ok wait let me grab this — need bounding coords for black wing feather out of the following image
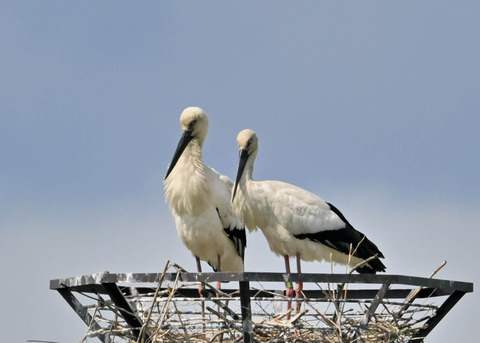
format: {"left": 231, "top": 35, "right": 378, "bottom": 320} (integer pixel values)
{"left": 216, "top": 208, "right": 247, "bottom": 262}
{"left": 294, "top": 202, "right": 386, "bottom": 274}
{"left": 223, "top": 226, "right": 247, "bottom": 262}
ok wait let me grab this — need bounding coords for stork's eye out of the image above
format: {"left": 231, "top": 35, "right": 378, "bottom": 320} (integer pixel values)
{"left": 189, "top": 120, "right": 197, "bottom": 130}
{"left": 247, "top": 138, "right": 253, "bottom": 146}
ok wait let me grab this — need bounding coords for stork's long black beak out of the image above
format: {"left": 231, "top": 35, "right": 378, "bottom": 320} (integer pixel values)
{"left": 232, "top": 148, "right": 249, "bottom": 201}
{"left": 165, "top": 129, "right": 193, "bottom": 179}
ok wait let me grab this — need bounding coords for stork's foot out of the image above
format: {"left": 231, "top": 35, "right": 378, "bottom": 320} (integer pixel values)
{"left": 286, "top": 286, "right": 294, "bottom": 298}
{"left": 295, "top": 282, "right": 303, "bottom": 314}
{"left": 198, "top": 283, "right": 207, "bottom": 297}
{"left": 295, "top": 281, "right": 303, "bottom": 298}
{"left": 198, "top": 284, "right": 206, "bottom": 320}
{"left": 286, "top": 285, "right": 294, "bottom": 319}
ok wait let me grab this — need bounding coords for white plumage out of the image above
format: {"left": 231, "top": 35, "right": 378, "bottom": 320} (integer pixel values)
{"left": 164, "top": 107, "right": 246, "bottom": 273}
{"left": 232, "top": 129, "right": 385, "bottom": 275}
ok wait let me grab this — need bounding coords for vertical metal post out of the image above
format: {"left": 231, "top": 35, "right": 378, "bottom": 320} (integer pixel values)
{"left": 239, "top": 280, "right": 253, "bottom": 343}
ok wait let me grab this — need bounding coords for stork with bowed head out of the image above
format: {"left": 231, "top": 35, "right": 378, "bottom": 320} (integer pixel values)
{"left": 164, "top": 107, "right": 246, "bottom": 295}
{"left": 232, "top": 129, "right": 386, "bottom": 306}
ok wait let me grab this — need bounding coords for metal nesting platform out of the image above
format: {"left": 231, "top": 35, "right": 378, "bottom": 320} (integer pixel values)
{"left": 50, "top": 270, "right": 473, "bottom": 343}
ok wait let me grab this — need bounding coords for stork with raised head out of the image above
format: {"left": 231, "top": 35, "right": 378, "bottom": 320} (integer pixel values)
{"left": 232, "top": 129, "right": 385, "bottom": 303}
{"left": 164, "top": 107, "right": 246, "bottom": 289}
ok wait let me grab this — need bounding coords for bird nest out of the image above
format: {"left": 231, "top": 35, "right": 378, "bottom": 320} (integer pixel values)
{"left": 63, "top": 262, "right": 460, "bottom": 343}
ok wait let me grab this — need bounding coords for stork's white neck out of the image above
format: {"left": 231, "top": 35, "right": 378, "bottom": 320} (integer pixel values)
{"left": 164, "top": 140, "right": 210, "bottom": 215}
{"left": 242, "top": 150, "right": 257, "bottom": 182}
{"left": 233, "top": 151, "right": 263, "bottom": 231}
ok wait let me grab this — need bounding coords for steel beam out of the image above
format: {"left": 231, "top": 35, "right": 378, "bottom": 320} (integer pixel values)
{"left": 362, "top": 282, "right": 390, "bottom": 328}
{"left": 101, "top": 282, "right": 143, "bottom": 340}
{"left": 57, "top": 288, "right": 108, "bottom": 343}
{"left": 50, "top": 272, "right": 474, "bottom": 294}
{"left": 410, "top": 290, "right": 467, "bottom": 342}
{"left": 239, "top": 280, "right": 253, "bottom": 343}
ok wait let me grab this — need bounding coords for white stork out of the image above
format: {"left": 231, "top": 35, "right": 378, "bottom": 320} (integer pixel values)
{"left": 164, "top": 107, "right": 246, "bottom": 284}
{"left": 232, "top": 129, "right": 385, "bottom": 301}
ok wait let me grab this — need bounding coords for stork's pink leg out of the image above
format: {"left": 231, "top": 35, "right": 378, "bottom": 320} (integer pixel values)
{"left": 196, "top": 257, "right": 205, "bottom": 319}
{"left": 216, "top": 254, "right": 221, "bottom": 296}
{"left": 284, "top": 255, "right": 293, "bottom": 318}
{"left": 295, "top": 252, "right": 303, "bottom": 314}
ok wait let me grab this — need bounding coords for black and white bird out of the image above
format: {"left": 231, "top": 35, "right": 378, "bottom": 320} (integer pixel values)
{"left": 164, "top": 107, "right": 246, "bottom": 277}
{"left": 232, "top": 129, "right": 385, "bottom": 298}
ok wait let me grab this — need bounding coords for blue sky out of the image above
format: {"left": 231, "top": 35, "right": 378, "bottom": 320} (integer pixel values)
{"left": 1, "top": 2, "right": 479, "bottom": 341}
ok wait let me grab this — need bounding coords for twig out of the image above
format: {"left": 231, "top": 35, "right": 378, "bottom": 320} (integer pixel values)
{"left": 401, "top": 260, "right": 447, "bottom": 312}
{"left": 348, "top": 255, "right": 379, "bottom": 275}
{"left": 288, "top": 308, "right": 308, "bottom": 325}
{"left": 138, "top": 260, "right": 171, "bottom": 341}
{"left": 151, "top": 267, "right": 182, "bottom": 342}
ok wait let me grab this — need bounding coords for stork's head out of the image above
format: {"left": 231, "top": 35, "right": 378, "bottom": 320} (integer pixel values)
{"left": 232, "top": 129, "right": 258, "bottom": 201}
{"left": 180, "top": 107, "right": 209, "bottom": 141}
{"left": 237, "top": 129, "right": 258, "bottom": 156}
{"left": 165, "top": 107, "right": 209, "bottom": 179}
